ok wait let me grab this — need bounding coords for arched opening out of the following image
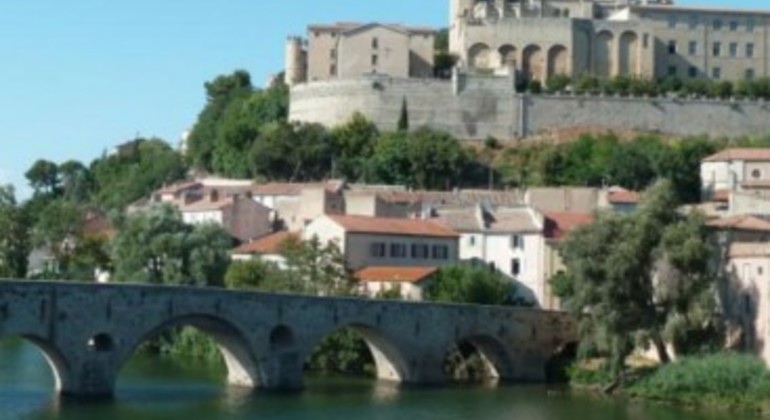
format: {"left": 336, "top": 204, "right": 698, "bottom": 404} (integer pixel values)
{"left": 443, "top": 335, "right": 515, "bottom": 383}
{"left": 546, "top": 341, "right": 578, "bottom": 383}
{"left": 594, "top": 31, "right": 614, "bottom": 77}
{"left": 116, "top": 315, "right": 259, "bottom": 392}
{"left": 468, "top": 43, "right": 493, "bottom": 71}
{"left": 269, "top": 325, "right": 294, "bottom": 351}
{"left": 547, "top": 45, "right": 569, "bottom": 78}
{"left": 498, "top": 45, "right": 517, "bottom": 69}
{"left": 522, "top": 45, "right": 544, "bottom": 81}
{"left": 304, "top": 324, "right": 409, "bottom": 383}
{"left": 618, "top": 31, "right": 639, "bottom": 76}
{"left": 88, "top": 333, "right": 114, "bottom": 353}
{"left": 0, "top": 335, "right": 70, "bottom": 394}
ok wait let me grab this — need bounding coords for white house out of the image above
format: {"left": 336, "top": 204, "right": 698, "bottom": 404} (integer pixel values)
{"left": 354, "top": 266, "right": 437, "bottom": 301}
{"left": 701, "top": 149, "right": 770, "bottom": 202}
{"left": 434, "top": 205, "right": 546, "bottom": 306}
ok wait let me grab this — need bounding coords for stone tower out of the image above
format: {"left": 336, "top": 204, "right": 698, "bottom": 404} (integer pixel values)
{"left": 284, "top": 36, "right": 307, "bottom": 87}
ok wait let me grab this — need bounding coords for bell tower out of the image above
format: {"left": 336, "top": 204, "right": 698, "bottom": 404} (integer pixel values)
{"left": 449, "top": 0, "right": 474, "bottom": 57}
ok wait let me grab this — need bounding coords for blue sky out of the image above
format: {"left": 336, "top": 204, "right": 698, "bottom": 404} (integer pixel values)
{"left": 0, "top": 0, "right": 763, "bottom": 197}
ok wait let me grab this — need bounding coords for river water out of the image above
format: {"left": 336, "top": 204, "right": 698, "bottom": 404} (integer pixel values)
{"left": 0, "top": 339, "right": 743, "bottom": 420}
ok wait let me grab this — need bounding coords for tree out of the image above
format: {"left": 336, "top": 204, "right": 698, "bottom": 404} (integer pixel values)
{"left": 224, "top": 260, "right": 278, "bottom": 290}
{"left": 25, "top": 159, "right": 60, "bottom": 197}
{"left": 558, "top": 180, "right": 718, "bottom": 380}
{"left": 32, "top": 199, "right": 84, "bottom": 276}
{"left": 0, "top": 186, "right": 30, "bottom": 278}
{"left": 397, "top": 97, "right": 409, "bottom": 131}
{"left": 58, "top": 160, "right": 92, "bottom": 203}
{"left": 111, "top": 205, "right": 233, "bottom": 287}
{"left": 329, "top": 113, "right": 379, "bottom": 181}
{"left": 280, "top": 236, "right": 353, "bottom": 296}
{"left": 427, "top": 265, "right": 515, "bottom": 306}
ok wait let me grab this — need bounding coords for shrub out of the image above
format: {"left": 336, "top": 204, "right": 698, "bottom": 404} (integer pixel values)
{"left": 575, "top": 74, "right": 600, "bottom": 94}
{"left": 546, "top": 74, "right": 571, "bottom": 93}
{"left": 529, "top": 79, "right": 543, "bottom": 94}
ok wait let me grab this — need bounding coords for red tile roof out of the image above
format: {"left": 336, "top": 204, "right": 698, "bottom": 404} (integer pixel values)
{"left": 707, "top": 215, "right": 770, "bottom": 232}
{"left": 703, "top": 148, "right": 770, "bottom": 163}
{"left": 232, "top": 231, "right": 298, "bottom": 255}
{"left": 354, "top": 266, "right": 437, "bottom": 283}
{"left": 608, "top": 189, "right": 641, "bottom": 204}
{"left": 328, "top": 215, "right": 459, "bottom": 238}
{"left": 544, "top": 212, "right": 595, "bottom": 240}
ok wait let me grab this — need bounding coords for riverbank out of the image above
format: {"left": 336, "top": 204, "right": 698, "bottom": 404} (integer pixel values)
{"left": 570, "top": 353, "right": 770, "bottom": 416}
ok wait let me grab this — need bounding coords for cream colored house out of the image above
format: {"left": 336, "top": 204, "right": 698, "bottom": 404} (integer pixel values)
{"left": 303, "top": 214, "right": 460, "bottom": 271}
{"left": 354, "top": 266, "right": 437, "bottom": 301}
{"left": 702, "top": 149, "right": 770, "bottom": 199}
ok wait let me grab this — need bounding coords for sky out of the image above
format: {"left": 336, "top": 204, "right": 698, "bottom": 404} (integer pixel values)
{"left": 0, "top": 0, "right": 764, "bottom": 197}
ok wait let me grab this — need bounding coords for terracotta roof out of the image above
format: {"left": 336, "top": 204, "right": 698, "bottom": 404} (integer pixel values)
{"left": 608, "top": 188, "right": 641, "bottom": 204}
{"left": 355, "top": 266, "right": 437, "bottom": 283}
{"left": 328, "top": 215, "right": 459, "bottom": 238}
{"left": 703, "top": 149, "right": 770, "bottom": 163}
{"left": 233, "top": 231, "right": 298, "bottom": 255}
{"left": 729, "top": 243, "right": 770, "bottom": 258}
{"left": 544, "top": 213, "right": 594, "bottom": 240}
{"left": 707, "top": 215, "right": 770, "bottom": 232}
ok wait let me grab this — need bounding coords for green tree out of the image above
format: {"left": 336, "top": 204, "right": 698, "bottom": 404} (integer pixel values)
{"left": 280, "top": 236, "right": 353, "bottom": 296}
{"left": 427, "top": 265, "right": 514, "bottom": 306}
{"left": 559, "top": 180, "right": 717, "bottom": 380}
{"left": 31, "top": 199, "right": 84, "bottom": 275}
{"left": 111, "top": 205, "right": 232, "bottom": 287}
{"left": 58, "top": 160, "right": 92, "bottom": 203}
{"left": 25, "top": 159, "right": 60, "bottom": 197}
{"left": 329, "top": 113, "right": 379, "bottom": 181}
{"left": 0, "top": 186, "right": 30, "bottom": 278}
{"left": 397, "top": 97, "right": 409, "bottom": 131}
{"left": 224, "top": 259, "right": 278, "bottom": 290}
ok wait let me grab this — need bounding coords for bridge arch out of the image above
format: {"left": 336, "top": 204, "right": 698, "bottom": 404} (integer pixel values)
{"left": 117, "top": 314, "right": 260, "bottom": 389}
{"left": 0, "top": 334, "right": 72, "bottom": 394}
{"left": 444, "top": 334, "right": 516, "bottom": 382}
{"left": 303, "top": 323, "right": 410, "bottom": 383}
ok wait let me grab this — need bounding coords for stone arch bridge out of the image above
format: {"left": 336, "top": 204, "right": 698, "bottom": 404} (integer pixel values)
{"left": 0, "top": 281, "right": 576, "bottom": 399}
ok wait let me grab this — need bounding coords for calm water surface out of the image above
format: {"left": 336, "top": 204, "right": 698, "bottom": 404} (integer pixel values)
{"left": 0, "top": 339, "right": 744, "bottom": 420}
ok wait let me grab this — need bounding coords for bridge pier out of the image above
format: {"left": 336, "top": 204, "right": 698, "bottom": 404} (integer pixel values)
{"left": 260, "top": 352, "right": 304, "bottom": 391}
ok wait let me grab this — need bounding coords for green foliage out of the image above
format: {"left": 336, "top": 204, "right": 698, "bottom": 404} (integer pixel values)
{"left": 111, "top": 204, "right": 232, "bottom": 287}
{"left": 427, "top": 265, "right": 516, "bottom": 306}
{"left": 0, "top": 186, "right": 30, "bottom": 278}
{"left": 330, "top": 113, "right": 379, "bottom": 181}
{"left": 528, "top": 79, "right": 542, "bottom": 94}
{"left": 560, "top": 181, "right": 719, "bottom": 379}
{"left": 306, "top": 328, "right": 375, "bottom": 376}
{"left": 546, "top": 74, "right": 571, "bottom": 93}
{"left": 630, "top": 354, "right": 770, "bottom": 408}
{"left": 90, "top": 138, "right": 186, "bottom": 211}
{"left": 574, "top": 74, "right": 600, "bottom": 94}
{"left": 397, "top": 97, "right": 409, "bottom": 131}
{"left": 224, "top": 259, "right": 277, "bottom": 290}
{"left": 252, "top": 121, "right": 334, "bottom": 182}
{"left": 31, "top": 199, "right": 84, "bottom": 277}
{"left": 25, "top": 159, "right": 60, "bottom": 197}
{"left": 280, "top": 236, "right": 354, "bottom": 296}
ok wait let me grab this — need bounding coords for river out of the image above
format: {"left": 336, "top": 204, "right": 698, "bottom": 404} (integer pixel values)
{"left": 0, "top": 339, "right": 743, "bottom": 420}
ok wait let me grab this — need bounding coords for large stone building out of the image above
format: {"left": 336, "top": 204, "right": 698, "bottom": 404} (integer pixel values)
{"left": 451, "top": 0, "right": 769, "bottom": 82}
{"left": 285, "top": 22, "right": 436, "bottom": 86}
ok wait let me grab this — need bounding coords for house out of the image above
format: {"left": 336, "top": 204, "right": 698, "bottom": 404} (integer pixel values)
{"left": 303, "top": 214, "right": 459, "bottom": 271}
{"left": 251, "top": 181, "right": 346, "bottom": 231}
{"left": 354, "top": 266, "right": 437, "bottom": 301}
{"left": 607, "top": 187, "right": 641, "bottom": 214}
{"left": 433, "top": 205, "right": 546, "bottom": 307}
{"left": 231, "top": 231, "right": 299, "bottom": 268}
{"left": 542, "top": 212, "right": 595, "bottom": 310}
{"left": 701, "top": 149, "right": 770, "bottom": 202}
{"left": 179, "top": 191, "right": 272, "bottom": 242}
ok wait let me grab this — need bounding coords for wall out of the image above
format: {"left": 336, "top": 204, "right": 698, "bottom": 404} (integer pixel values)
{"left": 345, "top": 233, "right": 459, "bottom": 271}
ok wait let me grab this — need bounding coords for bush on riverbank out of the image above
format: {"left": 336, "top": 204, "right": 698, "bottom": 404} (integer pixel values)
{"left": 629, "top": 353, "right": 770, "bottom": 410}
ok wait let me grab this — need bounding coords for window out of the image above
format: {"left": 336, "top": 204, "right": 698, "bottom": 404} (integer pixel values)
{"left": 746, "top": 68, "right": 756, "bottom": 81}
{"left": 729, "top": 21, "right": 739, "bottom": 31}
{"left": 371, "top": 242, "right": 387, "bottom": 258}
{"left": 748, "top": 19, "right": 756, "bottom": 32}
{"left": 713, "top": 19, "right": 722, "bottom": 30}
{"left": 712, "top": 42, "right": 721, "bottom": 57}
{"left": 563, "top": 9, "right": 570, "bottom": 18}
{"left": 747, "top": 43, "right": 755, "bottom": 58}
{"left": 688, "top": 40, "right": 698, "bottom": 55}
{"left": 688, "top": 14, "right": 698, "bottom": 29}
{"left": 372, "top": 37, "right": 379, "bottom": 49}
{"left": 667, "top": 15, "right": 677, "bottom": 29}
{"left": 667, "top": 66, "right": 678, "bottom": 77}
{"left": 688, "top": 66, "right": 698, "bottom": 78}
{"left": 712, "top": 67, "right": 722, "bottom": 79}
{"left": 411, "top": 244, "right": 430, "bottom": 259}
{"left": 643, "top": 34, "right": 650, "bottom": 48}
{"left": 329, "top": 64, "right": 337, "bottom": 76}
{"left": 390, "top": 243, "right": 407, "bottom": 258}
{"left": 371, "top": 54, "right": 378, "bottom": 66}
{"left": 729, "top": 42, "right": 738, "bottom": 57}
{"left": 511, "top": 259, "right": 522, "bottom": 277}
{"left": 668, "top": 40, "right": 677, "bottom": 54}
{"left": 510, "top": 235, "right": 524, "bottom": 249}
{"left": 760, "top": 266, "right": 765, "bottom": 276}
{"left": 330, "top": 49, "right": 336, "bottom": 59}
{"left": 432, "top": 245, "right": 449, "bottom": 260}
{"left": 468, "top": 235, "right": 477, "bottom": 247}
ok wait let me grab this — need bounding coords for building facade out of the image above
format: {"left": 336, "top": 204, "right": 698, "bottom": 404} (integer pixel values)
{"left": 451, "top": 0, "right": 770, "bottom": 82}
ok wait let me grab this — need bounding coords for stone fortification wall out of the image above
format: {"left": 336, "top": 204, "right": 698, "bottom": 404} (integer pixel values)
{"left": 290, "top": 75, "right": 519, "bottom": 140}
{"left": 290, "top": 76, "right": 770, "bottom": 140}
